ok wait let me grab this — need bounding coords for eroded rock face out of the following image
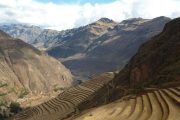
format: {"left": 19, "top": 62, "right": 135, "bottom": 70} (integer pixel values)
{"left": 0, "top": 30, "right": 73, "bottom": 102}
{"left": 116, "top": 17, "right": 180, "bottom": 86}
{"left": 130, "top": 64, "right": 149, "bottom": 84}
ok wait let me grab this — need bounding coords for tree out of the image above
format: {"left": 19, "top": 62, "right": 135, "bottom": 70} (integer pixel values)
{"left": 9, "top": 102, "right": 22, "bottom": 114}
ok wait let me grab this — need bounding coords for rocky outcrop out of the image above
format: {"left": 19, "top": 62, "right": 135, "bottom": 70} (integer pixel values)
{"left": 115, "top": 17, "right": 180, "bottom": 87}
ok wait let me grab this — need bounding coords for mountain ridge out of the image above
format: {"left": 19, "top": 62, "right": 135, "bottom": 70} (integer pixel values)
{"left": 58, "top": 16, "right": 171, "bottom": 80}
{"left": 0, "top": 30, "right": 73, "bottom": 107}
{"left": 0, "top": 17, "right": 171, "bottom": 81}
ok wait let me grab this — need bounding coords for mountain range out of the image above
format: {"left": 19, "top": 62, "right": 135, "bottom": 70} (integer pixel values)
{"left": 0, "top": 16, "right": 171, "bottom": 81}
{"left": 11, "top": 17, "right": 180, "bottom": 120}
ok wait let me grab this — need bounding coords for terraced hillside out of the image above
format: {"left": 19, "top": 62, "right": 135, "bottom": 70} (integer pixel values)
{"left": 11, "top": 72, "right": 115, "bottom": 120}
{"left": 11, "top": 18, "right": 180, "bottom": 120}
{"left": 11, "top": 77, "right": 180, "bottom": 120}
{"left": 74, "top": 87, "right": 180, "bottom": 120}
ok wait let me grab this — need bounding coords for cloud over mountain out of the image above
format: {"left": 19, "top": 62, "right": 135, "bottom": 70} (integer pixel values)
{"left": 0, "top": 0, "right": 179, "bottom": 30}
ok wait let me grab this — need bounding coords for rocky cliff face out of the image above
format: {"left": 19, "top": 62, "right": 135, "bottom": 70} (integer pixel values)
{"left": 0, "top": 30, "right": 73, "bottom": 103}
{"left": 115, "top": 17, "right": 180, "bottom": 87}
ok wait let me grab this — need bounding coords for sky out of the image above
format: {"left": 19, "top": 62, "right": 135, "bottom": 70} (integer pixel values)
{"left": 37, "top": 0, "right": 114, "bottom": 4}
{"left": 0, "top": 0, "right": 180, "bottom": 30}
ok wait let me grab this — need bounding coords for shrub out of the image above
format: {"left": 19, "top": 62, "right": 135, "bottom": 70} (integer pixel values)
{"left": 18, "top": 89, "right": 29, "bottom": 98}
{"left": 9, "top": 102, "right": 22, "bottom": 114}
{"left": 53, "top": 87, "right": 65, "bottom": 92}
{"left": 0, "top": 83, "right": 8, "bottom": 88}
{"left": 0, "top": 93, "right": 7, "bottom": 96}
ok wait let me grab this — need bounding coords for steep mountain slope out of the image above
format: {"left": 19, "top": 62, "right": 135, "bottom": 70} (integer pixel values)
{"left": 0, "top": 30, "right": 73, "bottom": 104}
{"left": 0, "top": 24, "right": 43, "bottom": 44}
{"left": 0, "top": 18, "right": 117, "bottom": 51}
{"left": 56, "top": 17, "right": 171, "bottom": 80}
{"left": 114, "top": 17, "right": 180, "bottom": 87}
{"left": 11, "top": 17, "right": 180, "bottom": 120}
{"left": 33, "top": 29, "right": 60, "bottom": 49}
{"left": 0, "top": 17, "right": 170, "bottom": 81}
{"left": 47, "top": 18, "right": 117, "bottom": 58}
{"left": 0, "top": 18, "right": 118, "bottom": 80}
{"left": 0, "top": 24, "right": 60, "bottom": 49}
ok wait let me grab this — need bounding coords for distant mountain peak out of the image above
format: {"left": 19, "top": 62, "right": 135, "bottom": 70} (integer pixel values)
{"left": 120, "top": 17, "right": 147, "bottom": 24}
{"left": 152, "top": 16, "right": 171, "bottom": 21}
{"left": 97, "top": 18, "right": 115, "bottom": 23}
{"left": 11, "top": 23, "right": 42, "bottom": 29}
{"left": 82, "top": 18, "right": 118, "bottom": 36}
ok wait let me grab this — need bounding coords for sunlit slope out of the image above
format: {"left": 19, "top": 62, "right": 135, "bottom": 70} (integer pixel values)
{"left": 11, "top": 72, "right": 115, "bottom": 120}
{"left": 0, "top": 30, "right": 73, "bottom": 103}
{"left": 74, "top": 87, "right": 180, "bottom": 120}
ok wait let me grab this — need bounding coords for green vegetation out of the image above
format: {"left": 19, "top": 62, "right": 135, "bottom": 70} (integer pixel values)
{"left": 0, "top": 101, "right": 7, "bottom": 107}
{"left": 18, "top": 89, "right": 29, "bottom": 98}
{"left": 0, "top": 57, "right": 3, "bottom": 60}
{"left": 0, "top": 93, "right": 7, "bottom": 97}
{"left": 53, "top": 87, "right": 65, "bottom": 92}
{"left": 53, "top": 84, "right": 66, "bottom": 92}
{"left": 0, "top": 101, "right": 23, "bottom": 119}
{"left": 0, "top": 83, "right": 9, "bottom": 97}
{"left": 9, "top": 102, "right": 22, "bottom": 114}
{"left": 0, "top": 83, "right": 8, "bottom": 88}
{"left": 0, "top": 112, "right": 8, "bottom": 120}
{"left": 0, "top": 101, "right": 11, "bottom": 119}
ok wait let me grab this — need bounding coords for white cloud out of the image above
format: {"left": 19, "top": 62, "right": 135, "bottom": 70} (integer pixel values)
{"left": 0, "top": 0, "right": 179, "bottom": 30}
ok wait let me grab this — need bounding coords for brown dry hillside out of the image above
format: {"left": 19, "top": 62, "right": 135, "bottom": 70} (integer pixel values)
{"left": 0, "top": 30, "right": 73, "bottom": 103}
{"left": 75, "top": 87, "right": 180, "bottom": 120}
{"left": 11, "top": 17, "right": 180, "bottom": 120}
{"left": 10, "top": 72, "right": 115, "bottom": 120}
